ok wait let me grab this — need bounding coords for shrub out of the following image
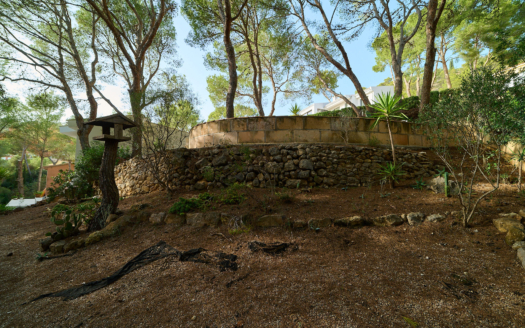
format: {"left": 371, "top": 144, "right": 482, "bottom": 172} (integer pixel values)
{"left": 168, "top": 197, "right": 202, "bottom": 215}
{"left": 0, "top": 204, "right": 15, "bottom": 212}
{"left": 46, "top": 204, "right": 85, "bottom": 238}
{"left": 0, "top": 186, "right": 12, "bottom": 205}
{"left": 202, "top": 166, "right": 215, "bottom": 182}
{"left": 379, "top": 162, "right": 405, "bottom": 189}
{"left": 220, "top": 183, "right": 246, "bottom": 205}
{"left": 275, "top": 189, "right": 294, "bottom": 203}
{"left": 418, "top": 66, "right": 525, "bottom": 227}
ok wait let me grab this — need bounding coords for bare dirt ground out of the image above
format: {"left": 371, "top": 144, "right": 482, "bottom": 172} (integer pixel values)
{"left": 2, "top": 181, "right": 525, "bottom": 328}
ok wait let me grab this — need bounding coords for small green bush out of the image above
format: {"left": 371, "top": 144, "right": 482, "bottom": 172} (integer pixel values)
{"left": 168, "top": 197, "right": 202, "bottom": 215}
{"left": 46, "top": 204, "right": 85, "bottom": 238}
{"left": 220, "top": 183, "right": 246, "bottom": 205}
{"left": 275, "top": 189, "right": 294, "bottom": 203}
{"left": 202, "top": 166, "right": 214, "bottom": 182}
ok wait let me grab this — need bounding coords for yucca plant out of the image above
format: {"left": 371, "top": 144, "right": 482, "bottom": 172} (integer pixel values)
{"left": 379, "top": 162, "right": 405, "bottom": 189}
{"left": 289, "top": 103, "right": 301, "bottom": 116}
{"left": 370, "top": 93, "right": 408, "bottom": 163}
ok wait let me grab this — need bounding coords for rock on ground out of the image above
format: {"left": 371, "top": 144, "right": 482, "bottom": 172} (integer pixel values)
{"left": 334, "top": 216, "right": 365, "bottom": 228}
{"left": 427, "top": 176, "right": 460, "bottom": 195}
{"left": 406, "top": 212, "right": 425, "bottom": 226}
{"left": 149, "top": 212, "right": 166, "bottom": 224}
{"left": 186, "top": 213, "right": 220, "bottom": 228}
{"left": 505, "top": 227, "right": 525, "bottom": 246}
{"left": 426, "top": 214, "right": 446, "bottom": 222}
{"left": 493, "top": 218, "right": 524, "bottom": 233}
{"left": 373, "top": 214, "right": 404, "bottom": 227}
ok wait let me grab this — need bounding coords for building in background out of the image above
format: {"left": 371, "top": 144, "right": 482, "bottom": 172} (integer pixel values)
{"left": 298, "top": 86, "right": 394, "bottom": 116}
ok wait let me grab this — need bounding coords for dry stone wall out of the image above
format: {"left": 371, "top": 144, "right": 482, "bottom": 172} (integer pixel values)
{"left": 115, "top": 144, "right": 442, "bottom": 197}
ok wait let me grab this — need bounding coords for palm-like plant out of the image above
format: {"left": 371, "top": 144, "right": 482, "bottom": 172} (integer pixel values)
{"left": 289, "top": 103, "right": 301, "bottom": 116}
{"left": 370, "top": 93, "right": 408, "bottom": 163}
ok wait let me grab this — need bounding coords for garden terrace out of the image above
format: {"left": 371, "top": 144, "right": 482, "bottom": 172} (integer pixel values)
{"left": 114, "top": 144, "right": 441, "bottom": 197}
{"left": 188, "top": 117, "right": 431, "bottom": 148}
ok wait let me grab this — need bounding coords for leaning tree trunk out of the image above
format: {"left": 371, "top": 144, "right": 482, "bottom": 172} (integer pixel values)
{"left": 88, "top": 140, "right": 119, "bottom": 232}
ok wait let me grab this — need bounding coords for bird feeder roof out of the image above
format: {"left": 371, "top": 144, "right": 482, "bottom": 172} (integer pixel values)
{"left": 85, "top": 113, "right": 136, "bottom": 130}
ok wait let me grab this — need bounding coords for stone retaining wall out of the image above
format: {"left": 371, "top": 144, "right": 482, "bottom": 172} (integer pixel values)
{"left": 115, "top": 143, "right": 442, "bottom": 197}
{"left": 189, "top": 116, "right": 431, "bottom": 149}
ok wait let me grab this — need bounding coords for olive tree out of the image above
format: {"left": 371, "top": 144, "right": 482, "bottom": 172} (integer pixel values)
{"left": 418, "top": 66, "right": 525, "bottom": 227}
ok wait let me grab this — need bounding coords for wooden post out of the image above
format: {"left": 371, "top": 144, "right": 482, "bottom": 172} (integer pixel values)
{"left": 85, "top": 113, "right": 135, "bottom": 232}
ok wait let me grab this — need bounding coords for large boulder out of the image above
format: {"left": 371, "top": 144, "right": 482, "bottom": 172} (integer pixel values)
{"left": 334, "top": 216, "right": 365, "bottom": 228}
{"left": 308, "top": 218, "right": 332, "bottom": 229}
{"left": 505, "top": 227, "right": 525, "bottom": 246}
{"left": 373, "top": 214, "right": 404, "bottom": 227}
{"left": 406, "top": 212, "right": 425, "bottom": 226}
{"left": 493, "top": 218, "right": 524, "bottom": 233}
{"left": 186, "top": 213, "right": 221, "bottom": 228}
{"left": 255, "top": 214, "right": 284, "bottom": 228}
{"left": 427, "top": 176, "right": 460, "bottom": 195}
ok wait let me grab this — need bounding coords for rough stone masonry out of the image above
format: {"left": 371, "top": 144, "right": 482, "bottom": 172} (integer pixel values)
{"left": 115, "top": 144, "right": 441, "bottom": 197}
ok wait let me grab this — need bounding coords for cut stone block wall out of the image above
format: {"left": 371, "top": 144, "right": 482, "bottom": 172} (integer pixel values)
{"left": 189, "top": 116, "right": 431, "bottom": 149}
{"left": 115, "top": 144, "right": 442, "bottom": 197}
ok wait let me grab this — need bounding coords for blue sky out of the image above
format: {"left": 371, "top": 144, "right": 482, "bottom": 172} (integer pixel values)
{"left": 175, "top": 16, "right": 391, "bottom": 120}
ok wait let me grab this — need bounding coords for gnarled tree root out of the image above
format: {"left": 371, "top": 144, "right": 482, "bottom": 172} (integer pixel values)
{"left": 25, "top": 241, "right": 237, "bottom": 303}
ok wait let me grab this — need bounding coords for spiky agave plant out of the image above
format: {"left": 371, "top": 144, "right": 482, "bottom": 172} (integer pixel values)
{"left": 289, "top": 103, "right": 301, "bottom": 116}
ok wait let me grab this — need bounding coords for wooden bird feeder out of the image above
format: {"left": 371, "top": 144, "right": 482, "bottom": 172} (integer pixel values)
{"left": 84, "top": 113, "right": 136, "bottom": 231}
{"left": 85, "top": 113, "right": 136, "bottom": 142}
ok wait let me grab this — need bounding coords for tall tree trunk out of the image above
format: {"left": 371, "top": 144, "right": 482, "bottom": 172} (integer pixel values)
{"left": 89, "top": 140, "right": 119, "bottom": 232}
{"left": 130, "top": 90, "right": 143, "bottom": 158}
{"left": 416, "top": 76, "right": 421, "bottom": 96}
{"left": 420, "top": 0, "right": 447, "bottom": 110}
{"left": 38, "top": 155, "right": 44, "bottom": 192}
{"left": 392, "top": 62, "right": 404, "bottom": 97}
{"left": 403, "top": 77, "right": 412, "bottom": 97}
{"left": 219, "top": 0, "right": 239, "bottom": 119}
{"left": 439, "top": 33, "right": 452, "bottom": 89}
{"left": 17, "top": 147, "right": 27, "bottom": 198}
